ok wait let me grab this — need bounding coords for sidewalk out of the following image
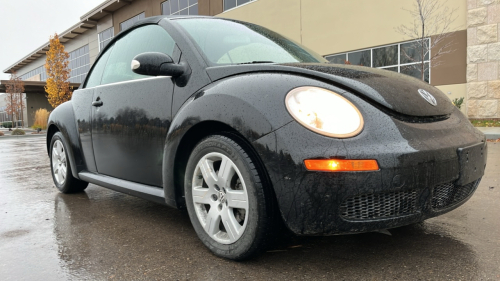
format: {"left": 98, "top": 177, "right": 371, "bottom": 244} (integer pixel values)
{"left": 476, "top": 127, "right": 500, "bottom": 140}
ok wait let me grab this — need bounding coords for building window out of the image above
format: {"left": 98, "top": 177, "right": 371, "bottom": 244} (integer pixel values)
{"left": 98, "top": 27, "right": 114, "bottom": 51}
{"left": 19, "top": 46, "right": 90, "bottom": 84}
{"left": 325, "top": 38, "right": 431, "bottom": 83}
{"left": 69, "top": 45, "right": 90, "bottom": 84}
{"left": 0, "top": 106, "right": 10, "bottom": 123}
{"left": 162, "top": 0, "right": 198, "bottom": 15}
{"left": 224, "top": 0, "right": 254, "bottom": 11}
{"left": 120, "top": 12, "right": 146, "bottom": 31}
{"left": 19, "top": 65, "right": 47, "bottom": 81}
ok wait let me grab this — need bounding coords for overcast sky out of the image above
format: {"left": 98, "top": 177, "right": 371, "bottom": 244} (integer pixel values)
{"left": 0, "top": 0, "right": 105, "bottom": 80}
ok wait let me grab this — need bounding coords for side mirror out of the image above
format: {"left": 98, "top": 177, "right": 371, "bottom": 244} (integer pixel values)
{"left": 131, "top": 52, "right": 186, "bottom": 77}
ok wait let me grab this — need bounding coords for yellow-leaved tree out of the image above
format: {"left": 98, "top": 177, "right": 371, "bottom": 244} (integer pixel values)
{"left": 45, "top": 33, "right": 71, "bottom": 108}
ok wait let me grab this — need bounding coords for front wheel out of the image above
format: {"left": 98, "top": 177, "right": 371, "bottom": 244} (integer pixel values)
{"left": 185, "top": 134, "right": 277, "bottom": 260}
{"left": 50, "top": 132, "right": 88, "bottom": 193}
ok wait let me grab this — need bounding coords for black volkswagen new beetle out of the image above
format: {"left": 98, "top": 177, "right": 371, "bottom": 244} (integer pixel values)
{"left": 47, "top": 16, "right": 487, "bottom": 260}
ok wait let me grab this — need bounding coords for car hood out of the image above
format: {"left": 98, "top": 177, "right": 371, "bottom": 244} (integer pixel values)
{"left": 206, "top": 63, "right": 455, "bottom": 117}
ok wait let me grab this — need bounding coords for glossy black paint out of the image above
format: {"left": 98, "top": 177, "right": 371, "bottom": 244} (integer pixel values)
{"left": 132, "top": 52, "right": 175, "bottom": 76}
{"left": 47, "top": 16, "right": 487, "bottom": 236}
{"left": 91, "top": 77, "right": 173, "bottom": 186}
{"left": 252, "top": 88, "right": 486, "bottom": 234}
{"left": 72, "top": 88, "right": 97, "bottom": 172}
{"left": 47, "top": 101, "right": 86, "bottom": 179}
{"left": 162, "top": 73, "right": 318, "bottom": 207}
{"left": 132, "top": 52, "right": 192, "bottom": 85}
{"left": 206, "top": 63, "right": 454, "bottom": 118}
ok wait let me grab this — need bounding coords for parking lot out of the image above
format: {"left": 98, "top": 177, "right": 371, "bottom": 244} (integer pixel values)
{"left": 1, "top": 136, "right": 499, "bottom": 280}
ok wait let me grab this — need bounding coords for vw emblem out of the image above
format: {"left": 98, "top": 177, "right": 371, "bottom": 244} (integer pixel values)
{"left": 418, "top": 89, "right": 437, "bottom": 106}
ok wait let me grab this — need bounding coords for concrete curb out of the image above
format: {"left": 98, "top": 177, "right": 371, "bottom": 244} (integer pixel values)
{"left": 0, "top": 134, "right": 46, "bottom": 140}
{"left": 476, "top": 127, "right": 500, "bottom": 140}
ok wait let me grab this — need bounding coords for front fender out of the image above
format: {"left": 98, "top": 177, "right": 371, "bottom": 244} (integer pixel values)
{"left": 47, "top": 101, "right": 84, "bottom": 179}
{"left": 162, "top": 73, "right": 332, "bottom": 207}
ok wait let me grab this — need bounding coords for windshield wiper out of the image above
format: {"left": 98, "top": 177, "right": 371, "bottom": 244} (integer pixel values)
{"left": 238, "top": 61, "right": 275, "bottom": 65}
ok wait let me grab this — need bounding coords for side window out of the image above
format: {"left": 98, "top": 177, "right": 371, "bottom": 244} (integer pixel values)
{"left": 101, "top": 25, "right": 176, "bottom": 85}
{"left": 85, "top": 45, "right": 114, "bottom": 88}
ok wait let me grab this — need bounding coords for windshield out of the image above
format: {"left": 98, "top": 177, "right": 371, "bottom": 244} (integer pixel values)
{"left": 175, "top": 18, "right": 327, "bottom": 65}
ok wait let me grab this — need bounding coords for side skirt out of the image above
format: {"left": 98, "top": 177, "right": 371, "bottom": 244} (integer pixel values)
{"left": 79, "top": 172, "right": 167, "bottom": 205}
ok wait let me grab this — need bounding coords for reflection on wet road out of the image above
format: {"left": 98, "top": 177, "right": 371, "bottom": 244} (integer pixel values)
{"left": 1, "top": 137, "right": 499, "bottom": 280}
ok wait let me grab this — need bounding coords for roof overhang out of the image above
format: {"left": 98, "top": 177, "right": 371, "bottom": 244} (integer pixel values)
{"left": 0, "top": 80, "right": 80, "bottom": 94}
{"left": 3, "top": 0, "right": 137, "bottom": 75}
{"left": 81, "top": 0, "right": 135, "bottom": 22}
{"left": 2, "top": 20, "right": 98, "bottom": 74}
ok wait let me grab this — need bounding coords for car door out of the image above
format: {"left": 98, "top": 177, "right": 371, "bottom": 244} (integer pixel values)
{"left": 73, "top": 44, "right": 115, "bottom": 173}
{"left": 90, "top": 24, "right": 176, "bottom": 187}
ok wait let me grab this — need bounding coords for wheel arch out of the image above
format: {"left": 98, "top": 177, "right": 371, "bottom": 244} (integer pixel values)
{"left": 46, "top": 101, "right": 85, "bottom": 180}
{"left": 172, "top": 121, "right": 239, "bottom": 208}
{"left": 163, "top": 104, "right": 276, "bottom": 209}
{"left": 163, "top": 74, "right": 305, "bottom": 208}
{"left": 169, "top": 120, "right": 279, "bottom": 215}
{"left": 46, "top": 124, "right": 59, "bottom": 155}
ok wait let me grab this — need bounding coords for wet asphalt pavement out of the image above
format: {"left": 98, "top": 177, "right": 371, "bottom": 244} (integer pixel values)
{"left": 0, "top": 136, "right": 499, "bottom": 281}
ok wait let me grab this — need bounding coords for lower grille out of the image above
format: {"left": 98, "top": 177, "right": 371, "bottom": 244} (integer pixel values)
{"left": 431, "top": 179, "right": 480, "bottom": 210}
{"left": 340, "top": 190, "right": 418, "bottom": 220}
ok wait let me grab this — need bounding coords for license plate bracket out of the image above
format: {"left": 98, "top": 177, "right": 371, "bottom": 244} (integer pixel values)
{"left": 456, "top": 142, "right": 487, "bottom": 186}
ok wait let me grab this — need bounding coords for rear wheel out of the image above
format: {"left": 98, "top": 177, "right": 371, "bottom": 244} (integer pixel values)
{"left": 50, "top": 132, "right": 88, "bottom": 193}
{"left": 185, "top": 134, "right": 276, "bottom": 260}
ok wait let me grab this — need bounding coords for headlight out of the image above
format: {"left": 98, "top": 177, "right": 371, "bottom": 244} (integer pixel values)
{"left": 285, "top": 86, "right": 364, "bottom": 138}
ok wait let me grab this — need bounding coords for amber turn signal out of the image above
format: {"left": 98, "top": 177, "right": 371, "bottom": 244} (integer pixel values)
{"left": 304, "top": 159, "right": 379, "bottom": 172}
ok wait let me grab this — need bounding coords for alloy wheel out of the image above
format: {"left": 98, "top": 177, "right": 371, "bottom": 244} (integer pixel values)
{"left": 191, "top": 152, "right": 249, "bottom": 244}
{"left": 52, "top": 140, "right": 67, "bottom": 185}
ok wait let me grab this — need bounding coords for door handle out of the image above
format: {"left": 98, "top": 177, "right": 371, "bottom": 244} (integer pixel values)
{"left": 92, "top": 100, "right": 103, "bottom": 107}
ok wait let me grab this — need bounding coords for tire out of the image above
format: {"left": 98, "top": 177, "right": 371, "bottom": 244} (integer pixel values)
{"left": 50, "top": 132, "right": 88, "bottom": 193}
{"left": 185, "top": 134, "right": 277, "bottom": 260}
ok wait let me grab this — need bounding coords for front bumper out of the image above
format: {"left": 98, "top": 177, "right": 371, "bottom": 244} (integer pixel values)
{"left": 252, "top": 102, "right": 487, "bottom": 235}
